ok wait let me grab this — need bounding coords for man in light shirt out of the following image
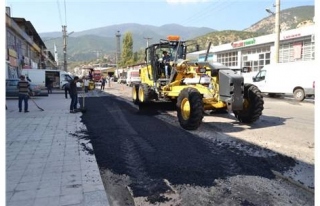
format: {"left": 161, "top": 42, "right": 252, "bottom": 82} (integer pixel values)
{"left": 83, "top": 77, "right": 89, "bottom": 93}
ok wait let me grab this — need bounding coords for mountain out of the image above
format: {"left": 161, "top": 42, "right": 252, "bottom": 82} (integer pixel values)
{"left": 41, "top": 23, "right": 215, "bottom": 62}
{"left": 244, "top": 6, "right": 314, "bottom": 33}
{"left": 40, "top": 5, "right": 314, "bottom": 63}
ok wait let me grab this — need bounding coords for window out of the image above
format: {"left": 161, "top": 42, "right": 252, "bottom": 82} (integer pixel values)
{"left": 259, "top": 54, "right": 264, "bottom": 59}
{"left": 217, "top": 52, "right": 238, "bottom": 67}
{"left": 242, "top": 48, "right": 270, "bottom": 71}
{"left": 279, "top": 39, "right": 315, "bottom": 62}
{"left": 8, "top": 80, "right": 18, "bottom": 86}
{"left": 254, "top": 70, "right": 266, "bottom": 82}
{"left": 63, "top": 75, "right": 72, "bottom": 81}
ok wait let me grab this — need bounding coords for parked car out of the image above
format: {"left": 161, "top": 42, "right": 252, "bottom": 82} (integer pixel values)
{"left": 6, "top": 78, "right": 42, "bottom": 97}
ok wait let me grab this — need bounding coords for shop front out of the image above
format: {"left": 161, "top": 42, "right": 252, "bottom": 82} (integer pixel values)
{"left": 208, "top": 24, "right": 315, "bottom": 72}
{"left": 7, "top": 48, "right": 19, "bottom": 79}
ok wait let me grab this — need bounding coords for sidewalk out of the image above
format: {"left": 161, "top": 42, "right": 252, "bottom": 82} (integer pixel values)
{"left": 5, "top": 92, "right": 110, "bottom": 206}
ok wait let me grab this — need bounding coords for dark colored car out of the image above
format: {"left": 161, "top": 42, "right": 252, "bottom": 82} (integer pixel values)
{"left": 117, "top": 76, "right": 127, "bottom": 84}
{"left": 6, "top": 79, "right": 42, "bottom": 97}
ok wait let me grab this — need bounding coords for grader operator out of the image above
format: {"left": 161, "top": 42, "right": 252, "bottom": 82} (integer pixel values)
{"left": 132, "top": 35, "right": 264, "bottom": 130}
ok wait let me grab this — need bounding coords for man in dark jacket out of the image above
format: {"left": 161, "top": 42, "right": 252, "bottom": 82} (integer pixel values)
{"left": 64, "top": 82, "right": 70, "bottom": 98}
{"left": 69, "top": 76, "right": 79, "bottom": 113}
{"left": 17, "top": 75, "right": 32, "bottom": 113}
{"left": 162, "top": 51, "right": 171, "bottom": 78}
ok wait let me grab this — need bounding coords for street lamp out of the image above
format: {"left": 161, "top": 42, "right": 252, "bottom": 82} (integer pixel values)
{"left": 266, "top": 0, "right": 280, "bottom": 63}
{"left": 265, "top": 8, "right": 274, "bottom": 15}
{"left": 143, "top": 37, "right": 152, "bottom": 47}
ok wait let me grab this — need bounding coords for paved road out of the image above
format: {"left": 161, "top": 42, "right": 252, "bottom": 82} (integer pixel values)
{"left": 5, "top": 83, "right": 315, "bottom": 205}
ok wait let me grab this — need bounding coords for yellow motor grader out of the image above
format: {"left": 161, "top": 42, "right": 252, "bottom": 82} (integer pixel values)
{"left": 132, "top": 35, "right": 264, "bottom": 130}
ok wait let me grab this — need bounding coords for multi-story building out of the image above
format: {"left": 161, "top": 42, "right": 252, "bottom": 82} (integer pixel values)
{"left": 5, "top": 7, "right": 57, "bottom": 79}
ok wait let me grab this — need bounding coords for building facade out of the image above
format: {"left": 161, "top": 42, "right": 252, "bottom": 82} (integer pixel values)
{"left": 5, "top": 7, "right": 57, "bottom": 79}
{"left": 189, "top": 24, "right": 315, "bottom": 72}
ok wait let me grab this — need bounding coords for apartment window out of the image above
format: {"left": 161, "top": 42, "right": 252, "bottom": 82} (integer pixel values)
{"left": 7, "top": 31, "right": 15, "bottom": 49}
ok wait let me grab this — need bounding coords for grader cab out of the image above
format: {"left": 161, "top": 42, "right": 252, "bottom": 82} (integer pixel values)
{"left": 132, "top": 35, "right": 264, "bottom": 130}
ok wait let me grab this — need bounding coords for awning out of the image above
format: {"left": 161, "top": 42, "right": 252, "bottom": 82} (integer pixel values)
{"left": 8, "top": 49, "right": 17, "bottom": 58}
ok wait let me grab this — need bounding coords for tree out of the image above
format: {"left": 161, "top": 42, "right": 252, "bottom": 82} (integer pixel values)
{"left": 120, "top": 32, "right": 134, "bottom": 67}
{"left": 134, "top": 49, "right": 145, "bottom": 64}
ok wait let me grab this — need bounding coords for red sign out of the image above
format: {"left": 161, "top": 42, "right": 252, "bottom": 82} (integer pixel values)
{"left": 283, "top": 33, "right": 301, "bottom": 40}
{"left": 293, "top": 42, "right": 302, "bottom": 59}
{"left": 231, "top": 38, "right": 256, "bottom": 48}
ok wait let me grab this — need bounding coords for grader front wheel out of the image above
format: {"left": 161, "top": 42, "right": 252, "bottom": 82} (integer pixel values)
{"left": 177, "top": 87, "right": 204, "bottom": 130}
{"left": 234, "top": 83, "right": 264, "bottom": 123}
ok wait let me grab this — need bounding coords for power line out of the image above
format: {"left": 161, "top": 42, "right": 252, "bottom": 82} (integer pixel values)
{"left": 178, "top": 0, "right": 222, "bottom": 25}
{"left": 179, "top": 0, "right": 233, "bottom": 28}
{"left": 64, "top": 0, "right": 67, "bottom": 26}
{"left": 56, "top": 0, "right": 62, "bottom": 26}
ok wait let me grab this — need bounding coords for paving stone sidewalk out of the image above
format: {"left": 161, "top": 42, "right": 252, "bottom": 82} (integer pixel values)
{"left": 5, "top": 92, "right": 110, "bottom": 206}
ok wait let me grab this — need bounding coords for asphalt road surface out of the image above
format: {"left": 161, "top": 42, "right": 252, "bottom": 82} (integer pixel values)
{"left": 74, "top": 87, "right": 314, "bottom": 206}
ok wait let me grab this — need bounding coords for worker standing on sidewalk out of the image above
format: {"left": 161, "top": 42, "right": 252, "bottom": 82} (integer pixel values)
{"left": 83, "top": 77, "right": 89, "bottom": 93}
{"left": 17, "top": 75, "right": 32, "bottom": 113}
{"left": 101, "top": 77, "right": 106, "bottom": 90}
{"left": 64, "top": 81, "right": 70, "bottom": 98}
{"left": 69, "top": 76, "right": 79, "bottom": 113}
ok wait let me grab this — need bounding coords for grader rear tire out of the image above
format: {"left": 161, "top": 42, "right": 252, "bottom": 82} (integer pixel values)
{"left": 234, "top": 83, "right": 264, "bottom": 123}
{"left": 177, "top": 87, "right": 204, "bottom": 130}
{"left": 132, "top": 84, "right": 139, "bottom": 105}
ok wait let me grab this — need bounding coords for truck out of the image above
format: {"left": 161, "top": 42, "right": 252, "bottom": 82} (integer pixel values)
{"left": 93, "top": 69, "right": 102, "bottom": 82}
{"left": 249, "top": 60, "right": 316, "bottom": 101}
{"left": 126, "top": 68, "right": 141, "bottom": 87}
{"left": 21, "top": 69, "right": 73, "bottom": 90}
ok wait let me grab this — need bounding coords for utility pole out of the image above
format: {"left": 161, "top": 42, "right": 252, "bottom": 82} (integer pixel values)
{"left": 266, "top": 0, "right": 280, "bottom": 63}
{"left": 115, "top": 31, "right": 121, "bottom": 77}
{"left": 143, "top": 37, "right": 152, "bottom": 47}
{"left": 274, "top": 0, "right": 280, "bottom": 63}
{"left": 62, "top": 25, "right": 67, "bottom": 71}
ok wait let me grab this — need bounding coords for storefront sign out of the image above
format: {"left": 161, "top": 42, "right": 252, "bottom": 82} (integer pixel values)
{"left": 231, "top": 38, "right": 256, "bottom": 48}
{"left": 283, "top": 33, "right": 301, "bottom": 40}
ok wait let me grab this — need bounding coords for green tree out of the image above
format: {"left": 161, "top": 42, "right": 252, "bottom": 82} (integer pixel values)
{"left": 120, "top": 32, "right": 134, "bottom": 67}
{"left": 133, "top": 49, "right": 145, "bottom": 64}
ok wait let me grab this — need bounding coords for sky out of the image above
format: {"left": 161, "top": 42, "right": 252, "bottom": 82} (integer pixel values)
{"left": 4, "top": 0, "right": 315, "bottom": 34}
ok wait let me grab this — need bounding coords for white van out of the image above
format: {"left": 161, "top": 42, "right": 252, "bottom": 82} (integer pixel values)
{"left": 126, "top": 69, "right": 141, "bottom": 87}
{"left": 250, "top": 61, "right": 315, "bottom": 101}
{"left": 21, "top": 69, "right": 73, "bottom": 90}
